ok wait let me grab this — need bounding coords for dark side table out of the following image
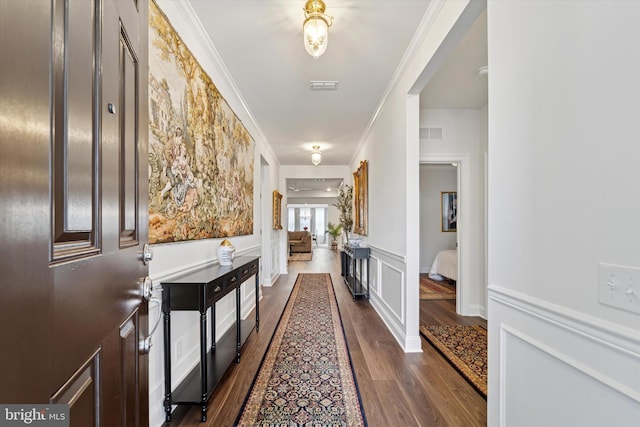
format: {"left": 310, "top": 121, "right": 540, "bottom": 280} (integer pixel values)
{"left": 161, "top": 256, "right": 260, "bottom": 422}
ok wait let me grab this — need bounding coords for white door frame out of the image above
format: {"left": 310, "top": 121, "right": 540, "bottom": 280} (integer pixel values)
{"left": 419, "top": 154, "right": 470, "bottom": 315}
{"left": 260, "top": 156, "right": 271, "bottom": 286}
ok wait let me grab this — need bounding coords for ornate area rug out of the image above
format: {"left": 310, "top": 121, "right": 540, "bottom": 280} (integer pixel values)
{"left": 288, "top": 252, "right": 313, "bottom": 261}
{"left": 236, "top": 273, "right": 366, "bottom": 426}
{"left": 420, "top": 274, "right": 456, "bottom": 300}
{"left": 420, "top": 325, "right": 487, "bottom": 397}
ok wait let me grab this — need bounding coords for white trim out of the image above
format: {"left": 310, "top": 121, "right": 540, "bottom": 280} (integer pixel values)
{"left": 351, "top": 0, "right": 447, "bottom": 165}
{"left": 150, "top": 245, "right": 260, "bottom": 287}
{"left": 489, "top": 285, "right": 640, "bottom": 349}
{"left": 420, "top": 154, "right": 471, "bottom": 316}
{"left": 489, "top": 285, "right": 640, "bottom": 413}
{"left": 501, "top": 324, "right": 640, "bottom": 403}
{"left": 378, "top": 261, "right": 405, "bottom": 324}
{"left": 367, "top": 247, "right": 422, "bottom": 353}
{"left": 367, "top": 244, "right": 406, "bottom": 265}
{"left": 169, "top": 1, "right": 271, "bottom": 150}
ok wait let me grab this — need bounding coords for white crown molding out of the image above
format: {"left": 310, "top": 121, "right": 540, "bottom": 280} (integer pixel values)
{"left": 351, "top": 0, "right": 447, "bottom": 165}
{"left": 163, "top": 0, "right": 279, "bottom": 165}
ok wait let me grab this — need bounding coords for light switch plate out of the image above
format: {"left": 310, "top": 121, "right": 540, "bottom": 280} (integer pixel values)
{"left": 598, "top": 263, "right": 640, "bottom": 314}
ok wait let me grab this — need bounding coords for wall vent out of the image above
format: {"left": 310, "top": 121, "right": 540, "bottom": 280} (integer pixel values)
{"left": 309, "top": 81, "right": 338, "bottom": 90}
{"left": 419, "top": 127, "right": 443, "bottom": 140}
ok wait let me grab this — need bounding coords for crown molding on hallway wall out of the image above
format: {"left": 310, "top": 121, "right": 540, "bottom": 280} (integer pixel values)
{"left": 158, "top": 0, "right": 279, "bottom": 166}
{"left": 350, "top": 0, "right": 446, "bottom": 165}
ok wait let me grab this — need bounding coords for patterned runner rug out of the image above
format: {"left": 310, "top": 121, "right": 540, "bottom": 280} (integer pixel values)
{"left": 420, "top": 325, "right": 487, "bottom": 397}
{"left": 420, "top": 274, "right": 456, "bottom": 300}
{"left": 236, "top": 273, "right": 367, "bottom": 426}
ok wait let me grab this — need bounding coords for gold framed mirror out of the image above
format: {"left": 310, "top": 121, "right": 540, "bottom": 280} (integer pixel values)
{"left": 353, "top": 160, "right": 368, "bottom": 235}
{"left": 273, "top": 191, "right": 283, "bottom": 230}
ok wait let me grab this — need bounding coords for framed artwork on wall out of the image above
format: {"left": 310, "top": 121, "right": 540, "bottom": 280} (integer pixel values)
{"left": 147, "top": 2, "right": 255, "bottom": 244}
{"left": 441, "top": 191, "right": 457, "bottom": 232}
{"left": 353, "top": 160, "right": 368, "bottom": 235}
{"left": 273, "top": 191, "right": 283, "bottom": 230}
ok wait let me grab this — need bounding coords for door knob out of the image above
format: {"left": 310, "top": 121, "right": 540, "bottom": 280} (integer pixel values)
{"left": 140, "top": 276, "right": 153, "bottom": 301}
{"left": 139, "top": 336, "right": 152, "bottom": 355}
{"left": 141, "top": 243, "right": 153, "bottom": 265}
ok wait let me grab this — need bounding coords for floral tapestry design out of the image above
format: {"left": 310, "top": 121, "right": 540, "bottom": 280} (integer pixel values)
{"left": 148, "top": 1, "right": 254, "bottom": 244}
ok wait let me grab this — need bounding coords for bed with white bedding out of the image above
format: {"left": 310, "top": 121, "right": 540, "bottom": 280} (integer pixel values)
{"left": 428, "top": 249, "right": 457, "bottom": 281}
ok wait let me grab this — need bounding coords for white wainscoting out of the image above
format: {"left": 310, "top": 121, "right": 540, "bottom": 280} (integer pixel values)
{"left": 368, "top": 245, "right": 412, "bottom": 351}
{"left": 266, "top": 242, "right": 280, "bottom": 287}
{"left": 488, "top": 285, "right": 640, "bottom": 427}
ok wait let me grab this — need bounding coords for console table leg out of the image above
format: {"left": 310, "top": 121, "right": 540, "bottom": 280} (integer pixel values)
{"left": 164, "top": 401, "right": 172, "bottom": 422}
{"left": 352, "top": 258, "right": 356, "bottom": 300}
{"left": 200, "top": 312, "right": 207, "bottom": 408}
{"left": 255, "top": 272, "right": 260, "bottom": 331}
{"left": 211, "top": 305, "right": 216, "bottom": 352}
{"left": 236, "top": 286, "right": 241, "bottom": 363}
{"left": 163, "top": 310, "right": 172, "bottom": 422}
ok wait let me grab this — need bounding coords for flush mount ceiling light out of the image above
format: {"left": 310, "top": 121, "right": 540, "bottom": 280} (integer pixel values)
{"left": 311, "top": 145, "right": 322, "bottom": 166}
{"left": 303, "top": 0, "right": 334, "bottom": 59}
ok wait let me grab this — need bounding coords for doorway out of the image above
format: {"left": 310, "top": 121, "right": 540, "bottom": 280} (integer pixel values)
{"left": 412, "top": 6, "right": 487, "bottom": 319}
{"left": 419, "top": 163, "right": 460, "bottom": 309}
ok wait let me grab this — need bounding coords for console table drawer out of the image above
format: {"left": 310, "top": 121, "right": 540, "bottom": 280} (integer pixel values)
{"left": 205, "top": 280, "right": 226, "bottom": 307}
{"left": 238, "top": 260, "right": 259, "bottom": 282}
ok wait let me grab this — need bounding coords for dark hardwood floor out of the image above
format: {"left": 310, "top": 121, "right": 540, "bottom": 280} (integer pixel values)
{"left": 164, "top": 246, "right": 487, "bottom": 426}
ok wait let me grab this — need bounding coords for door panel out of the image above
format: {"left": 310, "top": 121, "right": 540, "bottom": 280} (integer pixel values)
{"left": 0, "top": 0, "right": 55, "bottom": 403}
{"left": 50, "top": 351, "right": 100, "bottom": 427}
{"left": 120, "top": 314, "right": 140, "bottom": 427}
{"left": 0, "top": 0, "right": 149, "bottom": 425}
{"left": 120, "top": 27, "right": 140, "bottom": 245}
{"left": 51, "top": 0, "right": 98, "bottom": 258}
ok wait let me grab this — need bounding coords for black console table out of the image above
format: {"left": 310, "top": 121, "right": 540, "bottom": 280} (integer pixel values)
{"left": 342, "top": 246, "right": 370, "bottom": 300}
{"left": 161, "top": 256, "right": 259, "bottom": 422}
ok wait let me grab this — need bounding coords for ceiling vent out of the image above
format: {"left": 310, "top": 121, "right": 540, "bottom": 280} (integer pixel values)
{"left": 419, "top": 127, "right": 443, "bottom": 140}
{"left": 310, "top": 81, "right": 338, "bottom": 90}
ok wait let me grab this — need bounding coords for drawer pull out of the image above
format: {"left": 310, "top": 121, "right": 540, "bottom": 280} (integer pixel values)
{"left": 231, "top": 276, "right": 237, "bottom": 282}
{"left": 214, "top": 285, "right": 221, "bottom": 292}
{"left": 243, "top": 269, "right": 248, "bottom": 274}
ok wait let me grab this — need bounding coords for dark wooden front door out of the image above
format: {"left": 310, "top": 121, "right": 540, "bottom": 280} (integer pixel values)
{"left": 0, "top": 0, "right": 149, "bottom": 425}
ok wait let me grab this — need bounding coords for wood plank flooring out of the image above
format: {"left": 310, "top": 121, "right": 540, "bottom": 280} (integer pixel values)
{"left": 163, "top": 246, "right": 487, "bottom": 426}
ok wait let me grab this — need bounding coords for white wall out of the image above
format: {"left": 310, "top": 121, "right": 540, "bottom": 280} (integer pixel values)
{"left": 147, "top": 2, "right": 280, "bottom": 425}
{"left": 349, "top": 0, "right": 484, "bottom": 352}
{"left": 419, "top": 165, "right": 457, "bottom": 272}
{"left": 488, "top": 1, "right": 640, "bottom": 425}
{"left": 420, "top": 108, "right": 487, "bottom": 316}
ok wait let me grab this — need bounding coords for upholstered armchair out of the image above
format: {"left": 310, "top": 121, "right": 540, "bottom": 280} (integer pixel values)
{"left": 287, "top": 231, "right": 312, "bottom": 253}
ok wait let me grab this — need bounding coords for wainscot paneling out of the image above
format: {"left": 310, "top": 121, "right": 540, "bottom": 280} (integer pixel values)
{"left": 489, "top": 285, "right": 640, "bottom": 427}
{"left": 368, "top": 245, "right": 409, "bottom": 351}
{"left": 268, "top": 243, "right": 280, "bottom": 286}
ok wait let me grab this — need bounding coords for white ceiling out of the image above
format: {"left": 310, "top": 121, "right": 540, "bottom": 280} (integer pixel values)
{"left": 187, "top": 0, "right": 487, "bottom": 167}
{"left": 286, "top": 177, "right": 344, "bottom": 198}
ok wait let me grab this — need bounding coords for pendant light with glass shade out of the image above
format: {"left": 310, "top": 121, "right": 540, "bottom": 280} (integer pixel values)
{"left": 311, "top": 145, "right": 322, "bottom": 166}
{"left": 303, "top": 0, "right": 334, "bottom": 59}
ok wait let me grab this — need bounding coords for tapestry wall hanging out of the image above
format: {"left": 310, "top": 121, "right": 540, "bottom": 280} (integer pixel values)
{"left": 148, "top": 1, "right": 254, "bottom": 244}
